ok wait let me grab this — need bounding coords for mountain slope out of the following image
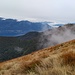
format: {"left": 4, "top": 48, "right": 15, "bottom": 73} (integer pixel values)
{"left": 0, "top": 32, "right": 41, "bottom": 62}
{"left": 0, "top": 39, "right": 75, "bottom": 75}
{"left": 0, "top": 24, "right": 75, "bottom": 62}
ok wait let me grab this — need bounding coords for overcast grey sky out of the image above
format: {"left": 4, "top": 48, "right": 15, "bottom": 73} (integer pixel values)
{"left": 0, "top": 0, "right": 75, "bottom": 23}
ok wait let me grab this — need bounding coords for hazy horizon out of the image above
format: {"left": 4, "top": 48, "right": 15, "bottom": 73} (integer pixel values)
{"left": 0, "top": 0, "right": 75, "bottom": 23}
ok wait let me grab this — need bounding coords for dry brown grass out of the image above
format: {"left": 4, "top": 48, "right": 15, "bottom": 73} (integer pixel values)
{"left": 61, "top": 51, "right": 75, "bottom": 65}
{"left": 0, "top": 39, "right": 75, "bottom": 75}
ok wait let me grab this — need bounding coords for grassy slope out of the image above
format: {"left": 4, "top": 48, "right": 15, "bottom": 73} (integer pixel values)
{"left": 0, "top": 39, "right": 75, "bottom": 75}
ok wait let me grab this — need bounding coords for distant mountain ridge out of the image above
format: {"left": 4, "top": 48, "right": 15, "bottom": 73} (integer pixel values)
{"left": 0, "top": 17, "right": 64, "bottom": 36}
{"left": 0, "top": 17, "right": 50, "bottom": 36}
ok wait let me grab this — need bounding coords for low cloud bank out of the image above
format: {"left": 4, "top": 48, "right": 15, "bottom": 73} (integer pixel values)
{"left": 38, "top": 24, "right": 75, "bottom": 49}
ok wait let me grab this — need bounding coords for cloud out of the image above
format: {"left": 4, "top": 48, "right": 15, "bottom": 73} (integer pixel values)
{"left": 14, "top": 47, "right": 23, "bottom": 53}
{"left": 37, "top": 24, "right": 75, "bottom": 49}
{"left": 0, "top": 0, "right": 75, "bottom": 22}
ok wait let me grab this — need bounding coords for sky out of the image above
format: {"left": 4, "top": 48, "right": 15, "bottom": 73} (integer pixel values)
{"left": 0, "top": 0, "right": 75, "bottom": 23}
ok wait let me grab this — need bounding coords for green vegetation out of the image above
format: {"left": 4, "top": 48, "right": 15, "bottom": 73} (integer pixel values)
{"left": 0, "top": 32, "right": 40, "bottom": 62}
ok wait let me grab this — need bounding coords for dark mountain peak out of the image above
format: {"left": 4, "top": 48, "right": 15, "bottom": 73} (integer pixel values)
{"left": 64, "top": 23, "right": 75, "bottom": 27}
{"left": 18, "top": 31, "right": 41, "bottom": 40}
{"left": 57, "top": 23, "right": 75, "bottom": 32}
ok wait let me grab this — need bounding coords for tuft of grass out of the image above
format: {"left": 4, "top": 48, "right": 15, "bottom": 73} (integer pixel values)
{"left": 61, "top": 51, "right": 75, "bottom": 65}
